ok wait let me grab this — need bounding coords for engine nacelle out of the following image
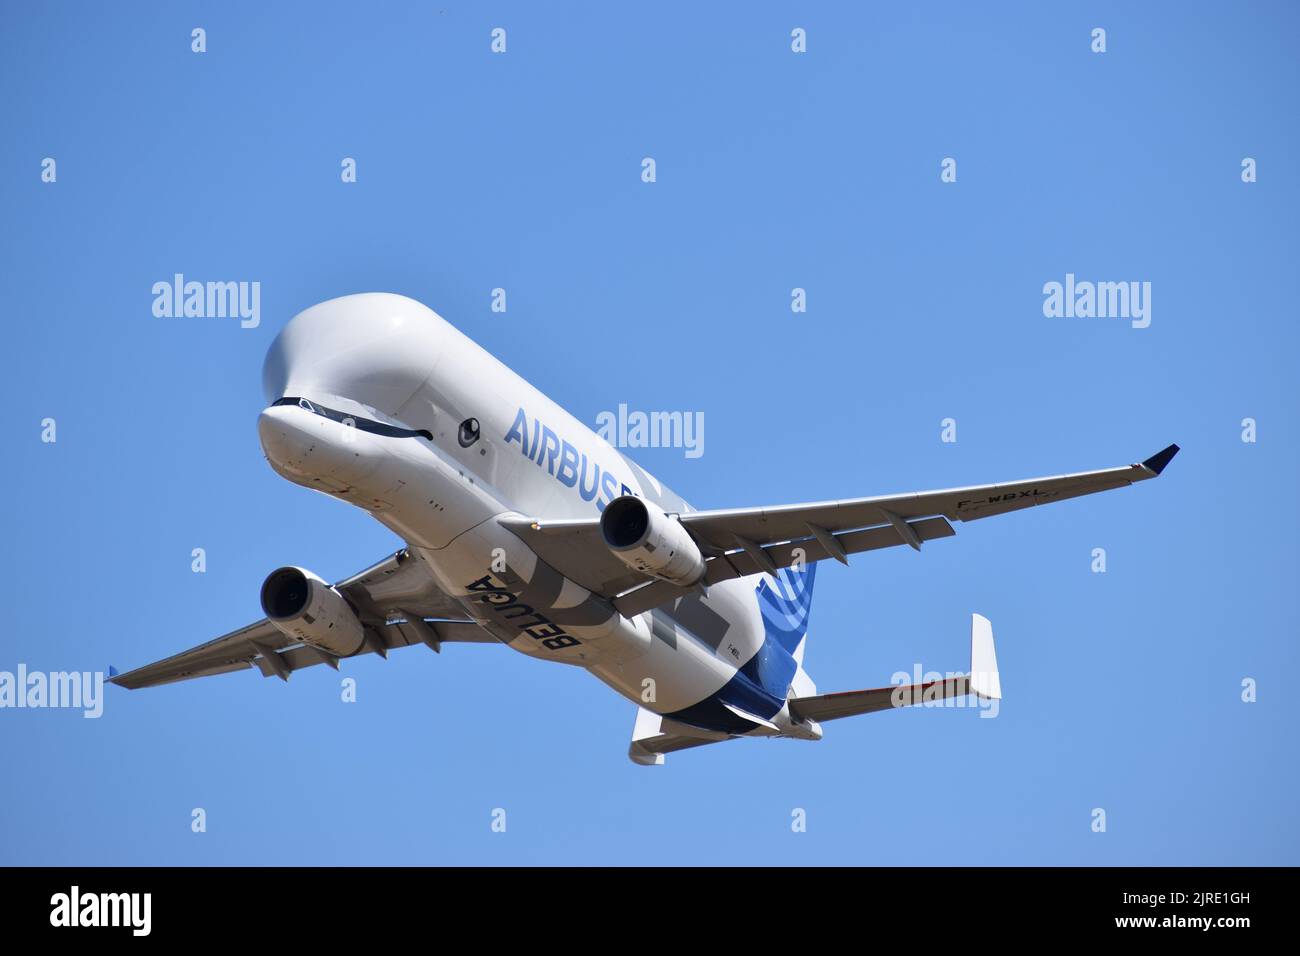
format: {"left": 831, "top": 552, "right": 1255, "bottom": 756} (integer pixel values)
{"left": 600, "top": 495, "right": 706, "bottom": 587}
{"left": 259, "top": 566, "right": 367, "bottom": 656}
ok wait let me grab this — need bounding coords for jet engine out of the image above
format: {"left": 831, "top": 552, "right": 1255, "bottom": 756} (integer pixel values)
{"left": 259, "top": 566, "right": 367, "bottom": 656}
{"left": 600, "top": 495, "right": 706, "bottom": 587}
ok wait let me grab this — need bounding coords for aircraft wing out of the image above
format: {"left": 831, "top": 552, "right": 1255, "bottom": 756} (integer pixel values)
{"left": 110, "top": 549, "right": 491, "bottom": 690}
{"left": 504, "top": 444, "right": 1179, "bottom": 616}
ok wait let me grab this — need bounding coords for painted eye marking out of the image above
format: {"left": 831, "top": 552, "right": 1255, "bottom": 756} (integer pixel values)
{"left": 272, "top": 396, "right": 432, "bottom": 441}
{"left": 458, "top": 417, "right": 481, "bottom": 448}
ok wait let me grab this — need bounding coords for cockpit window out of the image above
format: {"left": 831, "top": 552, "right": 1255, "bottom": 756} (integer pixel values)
{"left": 272, "top": 397, "right": 432, "bottom": 441}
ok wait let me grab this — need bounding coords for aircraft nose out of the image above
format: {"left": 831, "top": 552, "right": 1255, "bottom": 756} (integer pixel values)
{"left": 258, "top": 400, "right": 383, "bottom": 487}
{"left": 258, "top": 404, "right": 314, "bottom": 476}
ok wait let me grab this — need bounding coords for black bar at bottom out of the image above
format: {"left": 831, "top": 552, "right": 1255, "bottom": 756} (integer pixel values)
{"left": 0, "top": 866, "right": 1274, "bottom": 939}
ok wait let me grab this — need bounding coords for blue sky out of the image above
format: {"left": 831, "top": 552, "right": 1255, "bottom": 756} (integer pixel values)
{"left": 1, "top": 1, "right": 1296, "bottom": 865}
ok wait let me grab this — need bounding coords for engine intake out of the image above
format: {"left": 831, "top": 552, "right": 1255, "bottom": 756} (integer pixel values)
{"left": 259, "top": 566, "right": 366, "bottom": 656}
{"left": 600, "top": 496, "right": 706, "bottom": 587}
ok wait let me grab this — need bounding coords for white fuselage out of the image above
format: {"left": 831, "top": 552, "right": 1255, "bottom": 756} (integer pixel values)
{"left": 256, "top": 294, "right": 816, "bottom": 737}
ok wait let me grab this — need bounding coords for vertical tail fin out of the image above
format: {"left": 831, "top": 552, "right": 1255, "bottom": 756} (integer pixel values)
{"left": 757, "top": 564, "right": 818, "bottom": 697}
{"left": 756, "top": 563, "right": 817, "bottom": 660}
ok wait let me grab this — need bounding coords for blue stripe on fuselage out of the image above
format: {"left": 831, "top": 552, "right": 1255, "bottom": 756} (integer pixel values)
{"left": 663, "top": 628, "right": 797, "bottom": 734}
{"left": 664, "top": 566, "right": 817, "bottom": 735}
{"left": 663, "top": 667, "right": 784, "bottom": 734}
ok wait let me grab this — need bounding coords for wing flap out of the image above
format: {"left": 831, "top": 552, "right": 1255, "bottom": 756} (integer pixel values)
{"left": 115, "top": 659, "right": 259, "bottom": 690}
{"left": 108, "top": 619, "right": 285, "bottom": 689}
{"left": 613, "top": 516, "right": 954, "bottom": 617}
{"left": 112, "top": 618, "right": 493, "bottom": 689}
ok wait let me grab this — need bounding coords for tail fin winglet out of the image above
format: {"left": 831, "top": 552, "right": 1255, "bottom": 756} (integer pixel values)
{"left": 969, "top": 613, "right": 1001, "bottom": 700}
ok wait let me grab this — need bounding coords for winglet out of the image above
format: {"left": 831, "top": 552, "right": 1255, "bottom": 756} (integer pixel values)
{"left": 1141, "top": 443, "right": 1180, "bottom": 476}
{"left": 969, "top": 613, "right": 1001, "bottom": 700}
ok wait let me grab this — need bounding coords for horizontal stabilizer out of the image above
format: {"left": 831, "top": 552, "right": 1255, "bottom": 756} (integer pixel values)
{"left": 788, "top": 676, "right": 972, "bottom": 723}
{"left": 788, "top": 613, "right": 1002, "bottom": 723}
{"left": 628, "top": 706, "right": 735, "bottom": 765}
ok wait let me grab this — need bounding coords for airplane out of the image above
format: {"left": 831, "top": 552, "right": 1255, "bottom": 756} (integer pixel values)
{"left": 110, "top": 293, "right": 1179, "bottom": 763}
